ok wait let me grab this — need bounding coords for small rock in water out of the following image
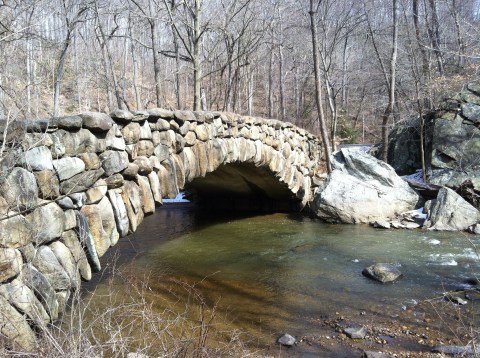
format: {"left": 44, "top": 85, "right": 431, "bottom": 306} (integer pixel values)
{"left": 432, "top": 345, "right": 480, "bottom": 355}
{"left": 362, "top": 351, "right": 390, "bottom": 358}
{"left": 390, "top": 221, "right": 405, "bottom": 229}
{"left": 444, "top": 293, "right": 468, "bottom": 305}
{"left": 362, "top": 263, "right": 403, "bottom": 283}
{"left": 401, "top": 221, "right": 421, "bottom": 229}
{"left": 344, "top": 326, "right": 367, "bottom": 339}
{"left": 371, "top": 221, "right": 391, "bottom": 229}
{"left": 277, "top": 333, "right": 296, "bottom": 346}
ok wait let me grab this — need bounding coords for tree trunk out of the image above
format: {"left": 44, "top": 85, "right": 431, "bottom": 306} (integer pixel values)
{"left": 381, "top": 0, "right": 399, "bottom": 162}
{"left": 278, "top": 44, "right": 285, "bottom": 120}
{"left": 268, "top": 48, "right": 274, "bottom": 118}
{"left": 427, "top": 0, "right": 444, "bottom": 75}
{"left": 309, "top": 0, "right": 332, "bottom": 173}
{"left": 451, "top": 0, "right": 466, "bottom": 67}
{"left": 53, "top": 31, "right": 71, "bottom": 117}
{"left": 341, "top": 36, "right": 348, "bottom": 108}
{"left": 246, "top": 62, "right": 253, "bottom": 116}
{"left": 150, "top": 15, "right": 162, "bottom": 107}
{"left": 413, "top": 0, "right": 432, "bottom": 109}
{"left": 193, "top": 0, "right": 202, "bottom": 111}
{"left": 130, "top": 29, "right": 141, "bottom": 110}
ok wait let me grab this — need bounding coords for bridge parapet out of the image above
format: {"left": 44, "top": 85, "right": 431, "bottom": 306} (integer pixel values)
{"left": 0, "top": 109, "right": 323, "bottom": 349}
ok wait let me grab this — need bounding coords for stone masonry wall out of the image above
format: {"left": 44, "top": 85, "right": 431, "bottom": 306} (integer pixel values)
{"left": 0, "top": 109, "right": 323, "bottom": 350}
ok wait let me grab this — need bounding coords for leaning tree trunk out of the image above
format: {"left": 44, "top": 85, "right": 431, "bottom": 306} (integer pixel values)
{"left": 53, "top": 31, "right": 71, "bottom": 117}
{"left": 381, "top": 0, "right": 398, "bottom": 162}
{"left": 309, "top": 0, "right": 332, "bottom": 173}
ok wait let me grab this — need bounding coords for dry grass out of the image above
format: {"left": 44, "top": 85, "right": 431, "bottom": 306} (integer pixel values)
{"left": 0, "top": 262, "right": 256, "bottom": 358}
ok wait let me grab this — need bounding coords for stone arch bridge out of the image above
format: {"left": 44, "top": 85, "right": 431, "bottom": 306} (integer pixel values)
{"left": 0, "top": 109, "right": 323, "bottom": 349}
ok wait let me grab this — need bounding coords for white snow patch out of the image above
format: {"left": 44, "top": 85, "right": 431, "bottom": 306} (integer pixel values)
{"left": 163, "top": 192, "right": 190, "bottom": 203}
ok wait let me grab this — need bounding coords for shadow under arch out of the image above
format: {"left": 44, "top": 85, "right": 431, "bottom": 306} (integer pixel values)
{"left": 184, "top": 162, "right": 303, "bottom": 213}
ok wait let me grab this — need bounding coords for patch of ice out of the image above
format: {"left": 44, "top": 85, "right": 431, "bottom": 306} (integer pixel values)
{"left": 428, "top": 239, "right": 441, "bottom": 245}
{"left": 163, "top": 192, "right": 190, "bottom": 203}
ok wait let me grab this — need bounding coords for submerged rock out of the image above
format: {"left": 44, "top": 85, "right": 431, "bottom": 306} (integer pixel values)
{"left": 444, "top": 293, "right": 468, "bottom": 305}
{"left": 371, "top": 221, "right": 391, "bottom": 229}
{"left": 362, "top": 263, "right": 403, "bottom": 283}
{"left": 362, "top": 352, "right": 390, "bottom": 358}
{"left": 344, "top": 326, "right": 367, "bottom": 339}
{"left": 277, "top": 333, "right": 296, "bottom": 346}
{"left": 432, "top": 345, "right": 480, "bottom": 355}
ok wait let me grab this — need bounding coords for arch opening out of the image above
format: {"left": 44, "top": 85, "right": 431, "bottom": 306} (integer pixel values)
{"left": 183, "top": 163, "right": 302, "bottom": 212}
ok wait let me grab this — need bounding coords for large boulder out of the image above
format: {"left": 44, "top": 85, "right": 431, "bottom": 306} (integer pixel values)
{"left": 424, "top": 187, "right": 480, "bottom": 231}
{"left": 387, "top": 83, "right": 480, "bottom": 191}
{"left": 311, "top": 148, "right": 420, "bottom": 223}
{"left": 387, "top": 117, "right": 433, "bottom": 175}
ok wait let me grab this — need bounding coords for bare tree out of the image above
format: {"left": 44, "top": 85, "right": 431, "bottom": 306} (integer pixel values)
{"left": 53, "top": 0, "right": 89, "bottom": 117}
{"left": 364, "top": 0, "right": 398, "bottom": 161}
{"left": 309, "top": 0, "right": 332, "bottom": 173}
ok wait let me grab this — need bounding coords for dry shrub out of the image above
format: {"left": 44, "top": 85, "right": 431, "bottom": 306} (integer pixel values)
{"left": 1, "top": 260, "right": 255, "bottom": 358}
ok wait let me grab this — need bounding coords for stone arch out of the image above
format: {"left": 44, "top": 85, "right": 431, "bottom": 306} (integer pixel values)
{"left": 0, "top": 109, "right": 323, "bottom": 349}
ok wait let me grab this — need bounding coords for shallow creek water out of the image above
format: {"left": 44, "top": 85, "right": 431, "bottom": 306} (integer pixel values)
{"left": 84, "top": 204, "right": 480, "bottom": 356}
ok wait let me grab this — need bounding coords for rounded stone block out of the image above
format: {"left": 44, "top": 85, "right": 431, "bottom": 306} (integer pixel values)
{"left": 0, "top": 248, "right": 22, "bottom": 282}
{"left": 80, "top": 112, "right": 114, "bottom": 132}
{"left": 0, "top": 167, "right": 38, "bottom": 211}
{"left": 26, "top": 202, "right": 65, "bottom": 245}
{"left": 0, "top": 213, "right": 33, "bottom": 248}
{"left": 25, "top": 146, "right": 53, "bottom": 171}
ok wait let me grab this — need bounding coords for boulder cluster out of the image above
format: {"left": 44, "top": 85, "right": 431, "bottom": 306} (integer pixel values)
{"left": 312, "top": 82, "right": 480, "bottom": 232}
{"left": 0, "top": 109, "right": 323, "bottom": 350}
{"left": 310, "top": 147, "right": 480, "bottom": 232}
{"left": 388, "top": 81, "right": 480, "bottom": 192}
